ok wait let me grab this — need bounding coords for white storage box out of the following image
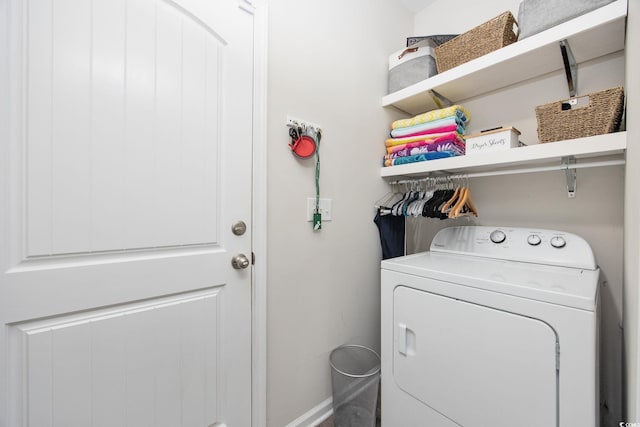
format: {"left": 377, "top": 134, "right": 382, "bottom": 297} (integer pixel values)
{"left": 388, "top": 40, "right": 438, "bottom": 94}
{"left": 465, "top": 127, "right": 521, "bottom": 155}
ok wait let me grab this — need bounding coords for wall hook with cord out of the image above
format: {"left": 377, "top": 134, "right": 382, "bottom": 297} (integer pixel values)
{"left": 285, "top": 116, "right": 324, "bottom": 230}
{"left": 311, "top": 129, "right": 322, "bottom": 230}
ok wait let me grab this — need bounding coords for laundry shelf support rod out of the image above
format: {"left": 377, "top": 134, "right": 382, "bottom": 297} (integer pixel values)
{"left": 388, "top": 157, "right": 626, "bottom": 198}
{"left": 456, "top": 158, "right": 624, "bottom": 179}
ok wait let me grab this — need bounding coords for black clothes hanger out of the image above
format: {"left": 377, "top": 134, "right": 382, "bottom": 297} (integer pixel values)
{"left": 423, "top": 189, "right": 451, "bottom": 218}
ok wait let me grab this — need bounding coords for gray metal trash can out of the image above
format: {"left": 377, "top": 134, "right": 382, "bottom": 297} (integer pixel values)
{"left": 329, "top": 345, "right": 380, "bottom": 427}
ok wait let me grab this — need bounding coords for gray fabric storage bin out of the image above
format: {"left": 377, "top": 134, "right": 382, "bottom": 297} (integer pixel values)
{"left": 518, "top": 0, "right": 615, "bottom": 39}
{"left": 388, "top": 35, "right": 458, "bottom": 94}
{"left": 406, "top": 34, "right": 457, "bottom": 47}
{"left": 388, "top": 39, "right": 438, "bottom": 94}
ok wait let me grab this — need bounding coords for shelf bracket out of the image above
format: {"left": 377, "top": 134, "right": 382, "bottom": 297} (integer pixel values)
{"left": 428, "top": 89, "right": 453, "bottom": 109}
{"left": 559, "top": 39, "right": 578, "bottom": 97}
{"left": 563, "top": 156, "right": 577, "bottom": 198}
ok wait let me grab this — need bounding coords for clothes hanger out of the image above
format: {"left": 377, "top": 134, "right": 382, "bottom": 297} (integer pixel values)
{"left": 405, "top": 187, "right": 422, "bottom": 217}
{"left": 375, "top": 183, "right": 402, "bottom": 212}
{"left": 415, "top": 178, "right": 435, "bottom": 217}
{"left": 449, "top": 187, "right": 469, "bottom": 218}
{"left": 402, "top": 182, "right": 423, "bottom": 217}
{"left": 411, "top": 188, "right": 433, "bottom": 217}
{"left": 423, "top": 178, "right": 452, "bottom": 218}
{"left": 440, "top": 176, "right": 461, "bottom": 214}
{"left": 421, "top": 179, "right": 441, "bottom": 217}
{"left": 458, "top": 176, "right": 479, "bottom": 217}
{"left": 434, "top": 178, "right": 456, "bottom": 219}
{"left": 409, "top": 179, "right": 435, "bottom": 217}
{"left": 450, "top": 176, "right": 479, "bottom": 218}
{"left": 392, "top": 183, "right": 411, "bottom": 216}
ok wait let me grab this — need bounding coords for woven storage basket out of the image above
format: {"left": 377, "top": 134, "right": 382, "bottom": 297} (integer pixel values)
{"left": 435, "top": 11, "right": 519, "bottom": 73}
{"left": 535, "top": 86, "right": 625, "bottom": 143}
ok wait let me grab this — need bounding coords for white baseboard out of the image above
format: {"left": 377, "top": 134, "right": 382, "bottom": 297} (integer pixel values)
{"left": 284, "top": 397, "right": 333, "bottom": 427}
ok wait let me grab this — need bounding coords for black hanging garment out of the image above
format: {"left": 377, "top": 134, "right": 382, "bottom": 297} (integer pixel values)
{"left": 374, "top": 208, "right": 405, "bottom": 260}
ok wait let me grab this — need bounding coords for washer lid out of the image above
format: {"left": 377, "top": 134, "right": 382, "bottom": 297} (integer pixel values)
{"left": 381, "top": 251, "right": 599, "bottom": 311}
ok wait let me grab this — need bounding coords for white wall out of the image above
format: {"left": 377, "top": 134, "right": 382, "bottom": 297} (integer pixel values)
{"left": 411, "top": 1, "right": 625, "bottom": 425}
{"left": 624, "top": 0, "right": 640, "bottom": 421}
{"left": 266, "top": 1, "right": 412, "bottom": 426}
{"left": 266, "top": 0, "right": 632, "bottom": 425}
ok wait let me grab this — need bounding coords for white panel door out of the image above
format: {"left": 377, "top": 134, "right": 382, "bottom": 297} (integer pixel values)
{"left": 0, "top": 0, "right": 254, "bottom": 425}
{"left": 393, "top": 285, "right": 558, "bottom": 427}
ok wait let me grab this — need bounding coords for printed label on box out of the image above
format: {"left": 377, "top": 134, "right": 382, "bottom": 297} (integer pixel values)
{"left": 465, "top": 127, "right": 521, "bottom": 155}
{"left": 468, "top": 136, "right": 511, "bottom": 151}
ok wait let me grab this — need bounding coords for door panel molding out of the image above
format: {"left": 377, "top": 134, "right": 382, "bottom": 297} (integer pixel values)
{"left": 22, "top": 0, "right": 226, "bottom": 257}
{"left": 9, "top": 288, "right": 224, "bottom": 426}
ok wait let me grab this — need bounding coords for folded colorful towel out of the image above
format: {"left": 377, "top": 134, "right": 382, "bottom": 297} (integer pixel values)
{"left": 385, "top": 131, "right": 465, "bottom": 148}
{"left": 383, "top": 151, "right": 457, "bottom": 167}
{"left": 391, "top": 124, "right": 463, "bottom": 139}
{"left": 387, "top": 134, "right": 465, "bottom": 154}
{"left": 385, "top": 142, "right": 465, "bottom": 159}
{"left": 390, "top": 117, "right": 465, "bottom": 138}
{"left": 391, "top": 105, "right": 471, "bottom": 130}
{"left": 387, "top": 140, "right": 465, "bottom": 158}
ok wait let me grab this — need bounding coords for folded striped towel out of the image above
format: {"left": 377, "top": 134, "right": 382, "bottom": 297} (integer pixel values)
{"left": 383, "top": 151, "right": 458, "bottom": 167}
{"left": 391, "top": 105, "right": 470, "bottom": 130}
{"left": 385, "top": 142, "right": 465, "bottom": 159}
{"left": 390, "top": 117, "right": 465, "bottom": 138}
{"left": 387, "top": 140, "right": 465, "bottom": 158}
{"left": 385, "top": 131, "right": 465, "bottom": 148}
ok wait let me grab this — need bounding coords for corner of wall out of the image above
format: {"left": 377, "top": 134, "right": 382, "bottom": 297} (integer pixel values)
{"left": 624, "top": 0, "right": 640, "bottom": 421}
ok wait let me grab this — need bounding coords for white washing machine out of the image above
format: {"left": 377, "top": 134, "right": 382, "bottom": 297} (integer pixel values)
{"left": 381, "top": 226, "right": 600, "bottom": 427}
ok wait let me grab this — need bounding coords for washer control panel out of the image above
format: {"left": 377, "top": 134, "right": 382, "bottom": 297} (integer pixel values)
{"left": 550, "top": 236, "right": 567, "bottom": 248}
{"left": 430, "top": 226, "right": 596, "bottom": 270}
{"left": 489, "top": 230, "right": 506, "bottom": 244}
{"left": 526, "top": 234, "right": 542, "bottom": 246}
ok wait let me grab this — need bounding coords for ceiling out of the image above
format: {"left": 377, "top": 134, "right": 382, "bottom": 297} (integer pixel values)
{"left": 398, "top": 0, "right": 437, "bottom": 13}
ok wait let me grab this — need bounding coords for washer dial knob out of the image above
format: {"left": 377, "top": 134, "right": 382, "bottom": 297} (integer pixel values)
{"left": 489, "top": 230, "right": 506, "bottom": 244}
{"left": 527, "top": 234, "right": 542, "bottom": 246}
{"left": 550, "top": 236, "right": 566, "bottom": 248}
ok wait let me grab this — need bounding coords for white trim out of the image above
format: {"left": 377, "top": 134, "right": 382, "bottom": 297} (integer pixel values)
{"left": 251, "top": 0, "right": 268, "bottom": 426}
{"left": 284, "top": 397, "right": 333, "bottom": 427}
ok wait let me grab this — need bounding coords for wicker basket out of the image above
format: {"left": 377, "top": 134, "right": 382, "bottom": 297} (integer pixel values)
{"left": 535, "top": 86, "right": 625, "bottom": 143}
{"left": 435, "top": 11, "right": 519, "bottom": 73}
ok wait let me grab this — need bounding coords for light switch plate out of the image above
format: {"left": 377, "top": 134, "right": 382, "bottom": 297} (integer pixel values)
{"left": 307, "top": 198, "right": 332, "bottom": 221}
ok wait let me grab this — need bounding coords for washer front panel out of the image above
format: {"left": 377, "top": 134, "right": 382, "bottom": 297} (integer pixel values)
{"left": 393, "top": 285, "right": 558, "bottom": 427}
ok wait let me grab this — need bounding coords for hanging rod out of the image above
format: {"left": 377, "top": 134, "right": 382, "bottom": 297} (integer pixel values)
{"left": 388, "top": 157, "right": 625, "bottom": 199}
{"left": 457, "top": 158, "right": 623, "bottom": 179}
{"left": 388, "top": 158, "right": 625, "bottom": 184}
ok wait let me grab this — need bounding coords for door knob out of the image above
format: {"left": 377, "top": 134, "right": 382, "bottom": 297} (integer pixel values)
{"left": 231, "top": 220, "right": 247, "bottom": 236}
{"left": 231, "top": 253, "right": 250, "bottom": 269}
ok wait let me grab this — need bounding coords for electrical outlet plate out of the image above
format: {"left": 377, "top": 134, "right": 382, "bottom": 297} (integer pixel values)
{"left": 307, "top": 198, "right": 332, "bottom": 221}
{"left": 286, "top": 115, "right": 322, "bottom": 134}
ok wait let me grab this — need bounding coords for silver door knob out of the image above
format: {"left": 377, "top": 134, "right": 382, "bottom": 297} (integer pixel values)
{"left": 231, "top": 253, "right": 250, "bottom": 269}
{"left": 231, "top": 220, "right": 247, "bottom": 236}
